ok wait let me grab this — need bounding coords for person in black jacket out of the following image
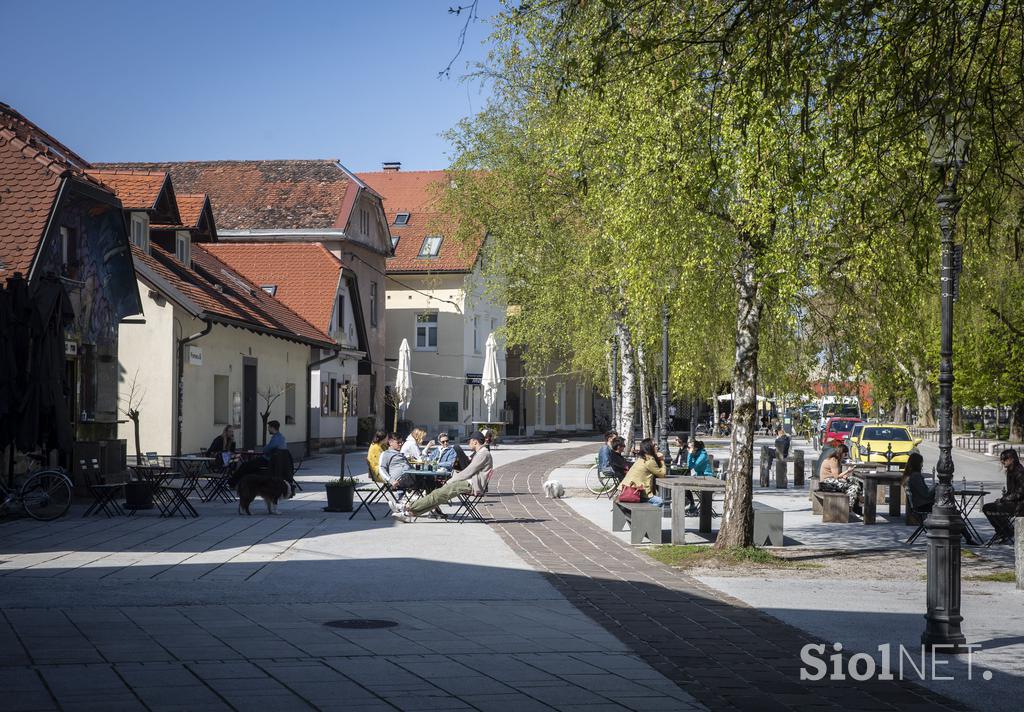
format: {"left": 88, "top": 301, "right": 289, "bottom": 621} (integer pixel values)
{"left": 983, "top": 449, "right": 1024, "bottom": 539}
{"left": 206, "top": 426, "right": 236, "bottom": 472}
{"left": 901, "top": 452, "right": 934, "bottom": 513}
{"left": 774, "top": 428, "right": 791, "bottom": 460}
{"left": 607, "top": 436, "right": 630, "bottom": 481}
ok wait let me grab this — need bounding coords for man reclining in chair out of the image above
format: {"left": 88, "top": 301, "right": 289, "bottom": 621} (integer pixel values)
{"left": 391, "top": 431, "right": 492, "bottom": 523}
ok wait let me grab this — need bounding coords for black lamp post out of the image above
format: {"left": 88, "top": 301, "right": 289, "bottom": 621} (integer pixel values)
{"left": 659, "top": 301, "right": 670, "bottom": 457}
{"left": 922, "top": 103, "right": 969, "bottom": 652}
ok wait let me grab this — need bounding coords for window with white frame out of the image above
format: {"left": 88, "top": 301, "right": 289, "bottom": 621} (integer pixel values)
{"left": 393, "top": 212, "right": 410, "bottom": 226}
{"left": 175, "top": 230, "right": 190, "bottom": 265}
{"left": 261, "top": 285, "right": 277, "bottom": 296}
{"left": 130, "top": 213, "right": 149, "bottom": 251}
{"left": 369, "top": 282, "right": 378, "bottom": 327}
{"left": 417, "top": 235, "right": 442, "bottom": 257}
{"left": 415, "top": 312, "right": 438, "bottom": 350}
{"left": 473, "top": 316, "right": 480, "bottom": 354}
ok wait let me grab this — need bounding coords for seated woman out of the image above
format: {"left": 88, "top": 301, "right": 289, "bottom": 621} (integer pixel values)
{"left": 683, "top": 439, "right": 711, "bottom": 514}
{"left": 901, "top": 452, "right": 934, "bottom": 514}
{"left": 819, "top": 445, "right": 861, "bottom": 508}
{"left": 618, "top": 438, "right": 667, "bottom": 506}
{"left": 606, "top": 436, "right": 630, "bottom": 482}
{"left": 206, "top": 426, "right": 236, "bottom": 472}
{"left": 402, "top": 427, "right": 428, "bottom": 461}
{"left": 366, "top": 430, "right": 387, "bottom": 484}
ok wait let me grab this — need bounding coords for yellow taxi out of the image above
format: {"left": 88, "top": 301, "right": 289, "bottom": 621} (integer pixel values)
{"left": 850, "top": 424, "right": 922, "bottom": 464}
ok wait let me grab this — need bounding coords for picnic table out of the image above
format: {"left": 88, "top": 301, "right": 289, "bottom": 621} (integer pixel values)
{"left": 849, "top": 465, "right": 903, "bottom": 525}
{"left": 659, "top": 476, "right": 725, "bottom": 543}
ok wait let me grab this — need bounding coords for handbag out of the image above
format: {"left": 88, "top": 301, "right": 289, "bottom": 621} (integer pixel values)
{"left": 618, "top": 484, "right": 644, "bottom": 503}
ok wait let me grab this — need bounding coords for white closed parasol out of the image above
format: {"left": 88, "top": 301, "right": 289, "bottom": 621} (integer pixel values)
{"left": 395, "top": 338, "right": 412, "bottom": 419}
{"left": 481, "top": 333, "right": 501, "bottom": 421}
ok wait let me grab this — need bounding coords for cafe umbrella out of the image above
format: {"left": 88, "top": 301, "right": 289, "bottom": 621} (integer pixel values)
{"left": 481, "top": 333, "right": 501, "bottom": 422}
{"left": 394, "top": 338, "right": 412, "bottom": 429}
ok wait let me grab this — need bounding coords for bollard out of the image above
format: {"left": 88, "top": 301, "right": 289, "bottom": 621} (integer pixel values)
{"left": 775, "top": 454, "right": 788, "bottom": 489}
{"left": 1016, "top": 518, "right": 1023, "bottom": 591}
{"left": 759, "top": 446, "right": 773, "bottom": 487}
{"left": 793, "top": 449, "right": 805, "bottom": 487}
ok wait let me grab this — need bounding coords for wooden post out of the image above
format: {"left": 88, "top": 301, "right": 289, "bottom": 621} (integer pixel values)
{"left": 759, "top": 445, "right": 771, "bottom": 487}
{"left": 774, "top": 455, "right": 787, "bottom": 489}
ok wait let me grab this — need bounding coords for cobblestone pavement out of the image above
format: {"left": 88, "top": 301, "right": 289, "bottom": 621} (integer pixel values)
{"left": 487, "top": 443, "right": 969, "bottom": 711}
{"left": 0, "top": 443, "right": 698, "bottom": 712}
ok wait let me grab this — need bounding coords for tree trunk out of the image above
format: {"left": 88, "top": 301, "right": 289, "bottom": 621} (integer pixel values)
{"left": 716, "top": 247, "right": 761, "bottom": 549}
{"left": 637, "top": 344, "right": 651, "bottom": 439}
{"left": 606, "top": 343, "right": 617, "bottom": 433}
{"left": 952, "top": 405, "right": 964, "bottom": 434}
{"left": 131, "top": 416, "right": 142, "bottom": 462}
{"left": 261, "top": 414, "right": 269, "bottom": 446}
{"left": 893, "top": 398, "right": 908, "bottom": 424}
{"left": 910, "top": 357, "right": 936, "bottom": 427}
{"left": 1011, "top": 402, "right": 1024, "bottom": 442}
{"left": 713, "top": 392, "right": 720, "bottom": 433}
{"left": 618, "top": 322, "right": 637, "bottom": 453}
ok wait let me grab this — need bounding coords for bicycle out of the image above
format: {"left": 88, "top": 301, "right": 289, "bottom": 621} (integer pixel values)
{"left": 585, "top": 459, "right": 621, "bottom": 496}
{"left": 0, "top": 454, "right": 73, "bottom": 521}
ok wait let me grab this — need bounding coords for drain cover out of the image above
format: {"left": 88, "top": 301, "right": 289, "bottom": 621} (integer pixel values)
{"left": 324, "top": 619, "right": 398, "bottom": 629}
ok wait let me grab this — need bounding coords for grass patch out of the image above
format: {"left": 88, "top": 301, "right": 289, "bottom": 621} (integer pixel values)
{"left": 646, "top": 545, "right": 820, "bottom": 570}
{"left": 961, "top": 548, "right": 979, "bottom": 559}
{"left": 966, "top": 571, "right": 1017, "bottom": 583}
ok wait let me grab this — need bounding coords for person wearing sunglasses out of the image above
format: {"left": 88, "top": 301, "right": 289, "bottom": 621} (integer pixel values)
{"left": 432, "top": 433, "right": 458, "bottom": 471}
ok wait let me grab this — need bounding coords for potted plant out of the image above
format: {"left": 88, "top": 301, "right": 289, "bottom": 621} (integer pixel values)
{"left": 324, "top": 476, "right": 357, "bottom": 512}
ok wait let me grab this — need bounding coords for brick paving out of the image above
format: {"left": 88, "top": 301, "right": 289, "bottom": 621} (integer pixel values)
{"left": 487, "top": 443, "right": 968, "bottom": 711}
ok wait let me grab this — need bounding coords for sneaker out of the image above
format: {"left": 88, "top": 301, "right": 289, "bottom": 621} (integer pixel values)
{"left": 388, "top": 500, "right": 403, "bottom": 515}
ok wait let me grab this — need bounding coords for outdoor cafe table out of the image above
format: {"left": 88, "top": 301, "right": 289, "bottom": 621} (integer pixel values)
{"left": 403, "top": 467, "right": 450, "bottom": 498}
{"left": 658, "top": 476, "right": 726, "bottom": 543}
{"left": 849, "top": 464, "right": 903, "bottom": 525}
{"left": 953, "top": 487, "right": 989, "bottom": 544}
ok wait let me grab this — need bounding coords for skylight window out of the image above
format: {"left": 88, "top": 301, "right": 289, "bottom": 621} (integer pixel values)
{"left": 393, "top": 212, "right": 410, "bottom": 227}
{"left": 391, "top": 235, "right": 400, "bottom": 250}
{"left": 418, "top": 235, "right": 443, "bottom": 258}
{"left": 261, "top": 285, "right": 278, "bottom": 296}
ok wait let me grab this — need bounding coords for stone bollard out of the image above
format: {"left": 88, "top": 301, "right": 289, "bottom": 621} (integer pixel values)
{"left": 809, "top": 474, "right": 820, "bottom": 502}
{"left": 1017, "top": 518, "right": 1023, "bottom": 591}
{"left": 775, "top": 454, "right": 788, "bottom": 489}
{"left": 793, "top": 449, "right": 805, "bottom": 487}
{"left": 759, "top": 446, "right": 774, "bottom": 487}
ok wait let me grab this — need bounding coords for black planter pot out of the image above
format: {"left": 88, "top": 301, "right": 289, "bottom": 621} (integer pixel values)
{"left": 325, "top": 485, "right": 354, "bottom": 512}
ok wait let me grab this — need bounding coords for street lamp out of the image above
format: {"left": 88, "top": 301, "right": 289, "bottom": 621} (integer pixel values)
{"left": 922, "top": 101, "right": 970, "bottom": 652}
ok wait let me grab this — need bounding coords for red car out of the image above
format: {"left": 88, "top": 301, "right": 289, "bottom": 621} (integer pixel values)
{"left": 823, "top": 417, "right": 863, "bottom": 445}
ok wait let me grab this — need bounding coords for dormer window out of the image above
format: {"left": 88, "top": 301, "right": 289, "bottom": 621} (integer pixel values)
{"left": 130, "top": 213, "right": 149, "bottom": 252}
{"left": 175, "top": 230, "right": 191, "bottom": 266}
{"left": 393, "top": 212, "right": 410, "bottom": 226}
{"left": 418, "top": 235, "right": 442, "bottom": 257}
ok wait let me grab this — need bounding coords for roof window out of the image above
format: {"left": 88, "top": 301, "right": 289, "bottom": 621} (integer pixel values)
{"left": 393, "top": 212, "right": 410, "bottom": 227}
{"left": 261, "top": 285, "right": 278, "bottom": 296}
{"left": 418, "top": 235, "right": 443, "bottom": 258}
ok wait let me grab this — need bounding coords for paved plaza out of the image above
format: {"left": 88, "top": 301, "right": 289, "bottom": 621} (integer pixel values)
{"left": 0, "top": 439, "right": 1020, "bottom": 710}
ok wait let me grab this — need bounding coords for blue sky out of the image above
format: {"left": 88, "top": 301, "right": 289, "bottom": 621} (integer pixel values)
{"left": 1, "top": 1, "right": 497, "bottom": 171}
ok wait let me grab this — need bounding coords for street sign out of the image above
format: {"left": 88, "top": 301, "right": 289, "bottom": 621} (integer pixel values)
{"left": 465, "top": 372, "right": 482, "bottom": 385}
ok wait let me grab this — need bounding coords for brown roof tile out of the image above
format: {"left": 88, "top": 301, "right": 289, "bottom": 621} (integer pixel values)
{"left": 96, "top": 160, "right": 355, "bottom": 230}
{"left": 201, "top": 242, "right": 344, "bottom": 333}
{"left": 85, "top": 169, "right": 168, "bottom": 211}
{"left": 357, "top": 170, "right": 482, "bottom": 273}
{"left": 131, "top": 242, "right": 332, "bottom": 347}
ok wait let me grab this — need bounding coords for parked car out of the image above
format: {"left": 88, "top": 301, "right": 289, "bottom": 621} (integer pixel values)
{"left": 823, "top": 417, "right": 864, "bottom": 446}
{"left": 847, "top": 422, "right": 867, "bottom": 459}
{"left": 853, "top": 424, "right": 922, "bottom": 464}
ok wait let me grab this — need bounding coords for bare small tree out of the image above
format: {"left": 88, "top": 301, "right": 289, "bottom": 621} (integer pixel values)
{"left": 258, "top": 384, "right": 291, "bottom": 445}
{"left": 383, "top": 387, "right": 402, "bottom": 432}
{"left": 120, "top": 370, "right": 146, "bottom": 463}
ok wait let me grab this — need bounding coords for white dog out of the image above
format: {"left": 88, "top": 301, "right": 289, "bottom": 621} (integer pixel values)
{"left": 543, "top": 479, "right": 565, "bottom": 499}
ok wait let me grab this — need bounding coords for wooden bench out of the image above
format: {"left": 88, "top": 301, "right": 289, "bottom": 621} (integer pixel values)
{"left": 813, "top": 490, "right": 850, "bottom": 523}
{"left": 753, "top": 502, "right": 784, "bottom": 546}
{"left": 612, "top": 501, "right": 662, "bottom": 544}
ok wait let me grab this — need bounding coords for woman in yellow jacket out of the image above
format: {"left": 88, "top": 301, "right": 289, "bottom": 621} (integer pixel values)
{"left": 618, "top": 438, "right": 667, "bottom": 505}
{"left": 366, "top": 430, "right": 387, "bottom": 484}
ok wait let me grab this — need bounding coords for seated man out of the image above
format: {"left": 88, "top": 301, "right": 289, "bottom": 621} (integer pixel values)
{"left": 379, "top": 433, "right": 415, "bottom": 493}
{"left": 231, "top": 421, "right": 288, "bottom": 484}
{"left": 607, "top": 436, "right": 629, "bottom": 482}
{"left": 597, "top": 430, "right": 618, "bottom": 473}
{"left": 432, "top": 433, "right": 458, "bottom": 471}
{"left": 393, "top": 431, "right": 492, "bottom": 522}
{"left": 983, "top": 449, "right": 1024, "bottom": 540}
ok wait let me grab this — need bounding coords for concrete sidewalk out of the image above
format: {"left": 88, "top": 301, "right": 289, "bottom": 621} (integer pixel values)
{"left": 0, "top": 439, "right": 699, "bottom": 712}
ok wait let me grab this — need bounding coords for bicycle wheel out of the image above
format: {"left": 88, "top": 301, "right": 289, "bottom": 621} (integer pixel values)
{"left": 20, "top": 470, "right": 72, "bottom": 521}
{"left": 585, "top": 465, "right": 607, "bottom": 494}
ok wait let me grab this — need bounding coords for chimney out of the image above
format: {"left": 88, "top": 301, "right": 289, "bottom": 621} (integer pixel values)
{"left": 382, "top": 161, "right": 401, "bottom": 172}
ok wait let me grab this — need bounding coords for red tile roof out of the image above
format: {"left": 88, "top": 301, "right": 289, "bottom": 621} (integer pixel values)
{"left": 201, "top": 242, "right": 344, "bottom": 333}
{"left": 95, "top": 160, "right": 355, "bottom": 230}
{"left": 85, "top": 169, "right": 169, "bottom": 211}
{"left": 174, "top": 194, "right": 209, "bottom": 229}
{"left": 131, "top": 242, "right": 333, "bottom": 348}
{"left": 0, "top": 103, "right": 115, "bottom": 277}
{"left": 357, "top": 170, "right": 482, "bottom": 273}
